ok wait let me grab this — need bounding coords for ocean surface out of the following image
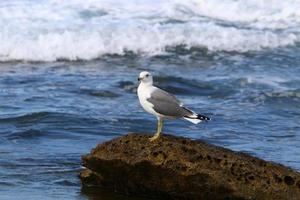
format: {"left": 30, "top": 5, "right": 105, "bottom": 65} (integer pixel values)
{"left": 0, "top": 0, "right": 300, "bottom": 199}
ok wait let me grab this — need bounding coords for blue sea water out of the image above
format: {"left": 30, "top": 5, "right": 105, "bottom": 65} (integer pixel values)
{"left": 0, "top": 0, "right": 300, "bottom": 199}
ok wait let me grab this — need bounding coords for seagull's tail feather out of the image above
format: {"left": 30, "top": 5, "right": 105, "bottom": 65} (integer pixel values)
{"left": 183, "top": 117, "right": 202, "bottom": 124}
{"left": 182, "top": 107, "right": 211, "bottom": 124}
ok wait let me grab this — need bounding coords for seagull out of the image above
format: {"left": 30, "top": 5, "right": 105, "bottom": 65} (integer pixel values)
{"left": 137, "top": 71, "right": 210, "bottom": 141}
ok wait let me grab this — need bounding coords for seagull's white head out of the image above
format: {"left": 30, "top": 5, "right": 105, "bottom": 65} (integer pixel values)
{"left": 138, "top": 71, "right": 153, "bottom": 85}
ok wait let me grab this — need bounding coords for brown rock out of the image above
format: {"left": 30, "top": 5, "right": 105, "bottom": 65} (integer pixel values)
{"left": 79, "top": 133, "right": 300, "bottom": 200}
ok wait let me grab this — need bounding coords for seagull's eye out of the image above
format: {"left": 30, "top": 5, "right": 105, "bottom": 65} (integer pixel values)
{"left": 146, "top": 74, "right": 149, "bottom": 77}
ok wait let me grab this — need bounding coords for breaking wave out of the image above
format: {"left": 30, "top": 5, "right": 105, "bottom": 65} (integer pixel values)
{"left": 1, "top": 0, "right": 300, "bottom": 61}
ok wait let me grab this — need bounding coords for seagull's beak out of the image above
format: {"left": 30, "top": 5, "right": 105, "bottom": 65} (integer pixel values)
{"left": 138, "top": 77, "right": 142, "bottom": 81}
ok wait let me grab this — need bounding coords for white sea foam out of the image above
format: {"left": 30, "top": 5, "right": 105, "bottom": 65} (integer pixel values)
{"left": 1, "top": 0, "right": 300, "bottom": 61}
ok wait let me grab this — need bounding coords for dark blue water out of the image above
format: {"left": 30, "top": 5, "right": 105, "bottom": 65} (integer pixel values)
{"left": 0, "top": 47, "right": 299, "bottom": 199}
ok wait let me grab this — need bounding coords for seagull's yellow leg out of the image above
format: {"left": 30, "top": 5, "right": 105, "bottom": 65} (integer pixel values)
{"left": 149, "top": 118, "right": 163, "bottom": 141}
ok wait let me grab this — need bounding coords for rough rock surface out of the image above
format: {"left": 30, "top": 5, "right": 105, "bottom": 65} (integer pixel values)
{"left": 80, "top": 133, "right": 300, "bottom": 200}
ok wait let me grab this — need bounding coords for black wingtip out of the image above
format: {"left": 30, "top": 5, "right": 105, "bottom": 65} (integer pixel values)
{"left": 197, "top": 114, "right": 211, "bottom": 121}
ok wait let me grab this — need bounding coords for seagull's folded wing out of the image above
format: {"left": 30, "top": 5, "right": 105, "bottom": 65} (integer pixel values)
{"left": 147, "top": 88, "right": 192, "bottom": 118}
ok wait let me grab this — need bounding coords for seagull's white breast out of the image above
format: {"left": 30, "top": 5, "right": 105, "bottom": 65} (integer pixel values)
{"left": 137, "top": 84, "right": 163, "bottom": 118}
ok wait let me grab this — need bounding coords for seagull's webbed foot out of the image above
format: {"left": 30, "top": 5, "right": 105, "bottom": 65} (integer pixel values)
{"left": 149, "top": 132, "right": 160, "bottom": 142}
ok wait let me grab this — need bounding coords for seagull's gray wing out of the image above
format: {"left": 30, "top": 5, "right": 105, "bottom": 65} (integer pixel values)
{"left": 147, "top": 87, "right": 193, "bottom": 118}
